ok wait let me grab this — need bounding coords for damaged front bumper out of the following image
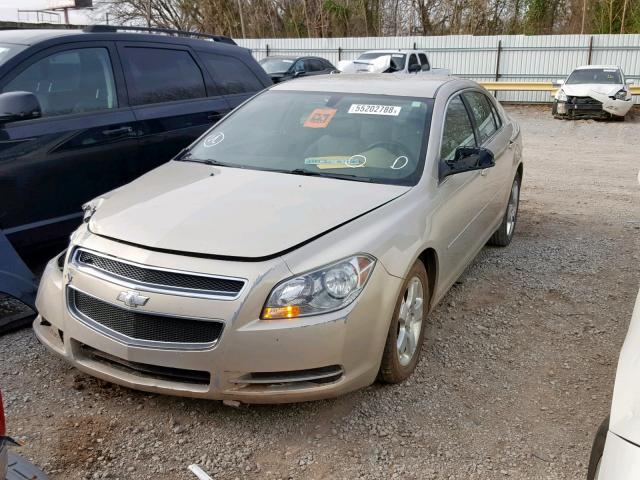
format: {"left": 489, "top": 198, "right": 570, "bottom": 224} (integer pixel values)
{"left": 554, "top": 94, "right": 633, "bottom": 118}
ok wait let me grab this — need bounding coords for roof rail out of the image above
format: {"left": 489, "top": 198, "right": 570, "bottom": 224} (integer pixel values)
{"left": 83, "top": 25, "right": 237, "bottom": 45}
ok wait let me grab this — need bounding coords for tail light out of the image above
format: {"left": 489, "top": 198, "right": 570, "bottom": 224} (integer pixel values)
{"left": 0, "top": 390, "right": 5, "bottom": 436}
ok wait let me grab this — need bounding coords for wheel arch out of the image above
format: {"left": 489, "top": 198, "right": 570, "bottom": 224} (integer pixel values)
{"left": 417, "top": 247, "right": 438, "bottom": 310}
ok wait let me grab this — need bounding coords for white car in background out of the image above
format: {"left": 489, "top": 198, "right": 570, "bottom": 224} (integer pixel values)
{"left": 553, "top": 65, "right": 634, "bottom": 120}
{"left": 588, "top": 289, "right": 640, "bottom": 479}
{"left": 337, "top": 49, "right": 449, "bottom": 76}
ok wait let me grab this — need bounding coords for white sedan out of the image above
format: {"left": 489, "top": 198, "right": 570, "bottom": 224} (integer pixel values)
{"left": 588, "top": 289, "right": 640, "bottom": 479}
{"left": 553, "top": 65, "right": 634, "bottom": 120}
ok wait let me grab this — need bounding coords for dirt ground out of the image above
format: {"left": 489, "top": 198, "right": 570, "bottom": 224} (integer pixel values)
{"left": 1, "top": 105, "right": 639, "bottom": 480}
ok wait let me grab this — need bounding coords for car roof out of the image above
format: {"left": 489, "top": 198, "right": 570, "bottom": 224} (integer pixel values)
{"left": 0, "top": 28, "right": 241, "bottom": 54}
{"left": 272, "top": 73, "right": 467, "bottom": 98}
{"left": 574, "top": 64, "right": 620, "bottom": 70}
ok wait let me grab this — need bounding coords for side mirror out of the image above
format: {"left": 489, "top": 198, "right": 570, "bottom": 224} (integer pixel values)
{"left": 554, "top": 79, "right": 565, "bottom": 86}
{"left": 626, "top": 78, "right": 634, "bottom": 85}
{"left": 293, "top": 70, "right": 304, "bottom": 78}
{"left": 439, "top": 147, "right": 495, "bottom": 179}
{"left": 408, "top": 63, "right": 421, "bottom": 73}
{"left": 0, "top": 91, "right": 41, "bottom": 123}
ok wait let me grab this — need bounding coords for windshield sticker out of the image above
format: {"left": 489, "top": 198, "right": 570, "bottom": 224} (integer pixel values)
{"left": 305, "top": 155, "right": 367, "bottom": 169}
{"left": 392, "top": 54, "right": 404, "bottom": 58}
{"left": 346, "top": 155, "right": 367, "bottom": 168}
{"left": 603, "top": 69, "right": 617, "bottom": 72}
{"left": 348, "top": 104, "right": 401, "bottom": 116}
{"left": 303, "top": 108, "right": 337, "bottom": 128}
{"left": 390, "top": 156, "right": 409, "bottom": 170}
{"left": 203, "top": 132, "right": 224, "bottom": 147}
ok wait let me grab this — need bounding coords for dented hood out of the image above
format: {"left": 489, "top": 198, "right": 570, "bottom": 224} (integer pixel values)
{"left": 89, "top": 161, "right": 409, "bottom": 259}
{"left": 561, "top": 83, "right": 622, "bottom": 97}
{"left": 609, "top": 290, "right": 640, "bottom": 445}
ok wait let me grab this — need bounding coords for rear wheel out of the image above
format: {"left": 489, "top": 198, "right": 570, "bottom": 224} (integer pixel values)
{"left": 378, "top": 261, "right": 429, "bottom": 383}
{"left": 488, "top": 173, "right": 520, "bottom": 247}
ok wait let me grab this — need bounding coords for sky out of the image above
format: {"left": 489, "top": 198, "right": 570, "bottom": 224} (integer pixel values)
{"left": 0, "top": 0, "right": 100, "bottom": 25}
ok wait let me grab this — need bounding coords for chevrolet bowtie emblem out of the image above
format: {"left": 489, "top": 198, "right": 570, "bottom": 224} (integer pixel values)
{"left": 116, "top": 291, "right": 149, "bottom": 308}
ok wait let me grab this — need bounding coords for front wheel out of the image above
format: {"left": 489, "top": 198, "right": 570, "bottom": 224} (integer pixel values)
{"left": 488, "top": 173, "right": 521, "bottom": 247}
{"left": 378, "top": 261, "right": 429, "bottom": 384}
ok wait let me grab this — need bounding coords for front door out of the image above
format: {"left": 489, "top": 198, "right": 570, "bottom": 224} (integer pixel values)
{"left": 0, "top": 42, "right": 138, "bottom": 249}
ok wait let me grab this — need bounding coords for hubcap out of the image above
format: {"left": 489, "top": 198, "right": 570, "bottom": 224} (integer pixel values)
{"left": 396, "top": 276, "right": 424, "bottom": 366}
{"left": 506, "top": 179, "right": 519, "bottom": 237}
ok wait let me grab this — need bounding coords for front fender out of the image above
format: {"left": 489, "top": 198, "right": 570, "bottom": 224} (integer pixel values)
{"left": 0, "top": 231, "right": 37, "bottom": 309}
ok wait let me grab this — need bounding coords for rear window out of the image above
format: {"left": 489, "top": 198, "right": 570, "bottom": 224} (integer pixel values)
{"left": 120, "top": 47, "right": 206, "bottom": 105}
{"left": 200, "top": 53, "right": 265, "bottom": 95}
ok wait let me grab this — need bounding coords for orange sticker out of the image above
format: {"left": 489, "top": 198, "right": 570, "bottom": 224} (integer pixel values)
{"left": 303, "top": 108, "right": 337, "bottom": 128}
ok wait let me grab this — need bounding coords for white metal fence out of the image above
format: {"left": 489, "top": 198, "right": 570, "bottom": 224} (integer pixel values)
{"left": 237, "top": 34, "right": 640, "bottom": 103}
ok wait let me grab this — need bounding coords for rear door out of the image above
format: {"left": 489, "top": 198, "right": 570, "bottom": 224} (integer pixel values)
{"left": 0, "top": 41, "right": 137, "bottom": 248}
{"left": 117, "top": 42, "right": 231, "bottom": 176}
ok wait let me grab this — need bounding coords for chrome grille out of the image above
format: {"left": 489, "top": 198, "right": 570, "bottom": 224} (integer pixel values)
{"left": 69, "top": 288, "right": 223, "bottom": 346}
{"left": 72, "top": 248, "right": 245, "bottom": 299}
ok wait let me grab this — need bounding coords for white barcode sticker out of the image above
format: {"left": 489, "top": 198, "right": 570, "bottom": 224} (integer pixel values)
{"left": 348, "top": 104, "right": 401, "bottom": 116}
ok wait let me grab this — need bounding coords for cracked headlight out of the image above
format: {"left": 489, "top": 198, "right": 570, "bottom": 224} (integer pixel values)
{"left": 614, "top": 89, "right": 628, "bottom": 100}
{"left": 262, "top": 254, "right": 376, "bottom": 319}
{"left": 555, "top": 89, "right": 567, "bottom": 102}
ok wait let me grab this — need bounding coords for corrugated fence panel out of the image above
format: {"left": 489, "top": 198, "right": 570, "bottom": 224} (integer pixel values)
{"left": 238, "top": 34, "right": 640, "bottom": 104}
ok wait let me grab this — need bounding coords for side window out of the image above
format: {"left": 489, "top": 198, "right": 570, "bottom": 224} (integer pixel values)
{"left": 488, "top": 99, "right": 503, "bottom": 128}
{"left": 440, "top": 96, "right": 476, "bottom": 161}
{"left": 120, "top": 47, "right": 206, "bottom": 106}
{"left": 408, "top": 54, "right": 419, "bottom": 70}
{"left": 463, "top": 91, "right": 498, "bottom": 144}
{"left": 293, "top": 60, "right": 306, "bottom": 73}
{"left": 418, "top": 53, "right": 430, "bottom": 71}
{"left": 199, "top": 52, "right": 265, "bottom": 95}
{"left": 3, "top": 47, "right": 117, "bottom": 117}
{"left": 323, "top": 60, "right": 335, "bottom": 70}
{"left": 308, "top": 59, "right": 325, "bottom": 72}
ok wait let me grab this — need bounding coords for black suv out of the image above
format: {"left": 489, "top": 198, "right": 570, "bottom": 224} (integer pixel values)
{"left": 0, "top": 26, "right": 271, "bottom": 313}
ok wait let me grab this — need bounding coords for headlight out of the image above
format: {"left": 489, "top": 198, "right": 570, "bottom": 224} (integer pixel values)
{"left": 614, "top": 89, "right": 628, "bottom": 100}
{"left": 81, "top": 197, "right": 104, "bottom": 223}
{"left": 262, "top": 254, "right": 376, "bottom": 319}
{"left": 555, "top": 89, "right": 567, "bottom": 102}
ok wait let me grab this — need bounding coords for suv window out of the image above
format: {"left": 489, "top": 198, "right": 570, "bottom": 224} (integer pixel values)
{"left": 3, "top": 47, "right": 117, "bottom": 117}
{"left": 441, "top": 96, "right": 476, "bottom": 160}
{"left": 200, "top": 52, "right": 265, "bottom": 95}
{"left": 463, "top": 91, "right": 498, "bottom": 144}
{"left": 121, "top": 47, "right": 206, "bottom": 106}
{"left": 418, "top": 53, "right": 430, "bottom": 71}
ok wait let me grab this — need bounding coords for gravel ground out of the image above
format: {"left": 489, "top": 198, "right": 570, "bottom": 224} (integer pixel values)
{"left": 1, "top": 105, "right": 639, "bottom": 480}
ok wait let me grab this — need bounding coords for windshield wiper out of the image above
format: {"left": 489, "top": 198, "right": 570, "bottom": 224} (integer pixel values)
{"left": 287, "top": 168, "right": 374, "bottom": 183}
{"left": 177, "top": 155, "right": 236, "bottom": 168}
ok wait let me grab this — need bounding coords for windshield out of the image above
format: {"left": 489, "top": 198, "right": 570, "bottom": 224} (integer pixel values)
{"left": 183, "top": 90, "right": 433, "bottom": 186}
{"left": 259, "top": 58, "right": 295, "bottom": 74}
{"left": 566, "top": 68, "right": 622, "bottom": 85}
{"left": 0, "top": 43, "right": 26, "bottom": 64}
{"left": 357, "top": 52, "right": 406, "bottom": 71}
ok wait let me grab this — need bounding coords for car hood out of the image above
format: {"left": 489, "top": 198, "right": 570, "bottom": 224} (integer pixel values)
{"left": 609, "top": 290, "right": 640, "bottom": 445}
{"left": 561, "top": 83, "right": 622, "bottom": 97}
{"left": 89, "top": 161, "right": 409, "bottom": 259}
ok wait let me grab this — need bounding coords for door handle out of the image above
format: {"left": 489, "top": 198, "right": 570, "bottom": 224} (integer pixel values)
{"left": 102, "top": 126, "right": 133, "bottom": 136}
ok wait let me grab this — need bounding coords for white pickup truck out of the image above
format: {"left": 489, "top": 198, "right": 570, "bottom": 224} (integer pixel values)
{"left": 337, "top": 49, "right": 449, "bottom": 75}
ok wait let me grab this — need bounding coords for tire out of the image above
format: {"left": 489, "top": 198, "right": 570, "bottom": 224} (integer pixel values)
{"left": 587, "top": 417, "right": 609, "bottom": 480}
{"left": 378, "top": 261, "right": 429, "bottom": 384}
{"left": 488, "top": 173, "right": 521, "bottom": 247}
